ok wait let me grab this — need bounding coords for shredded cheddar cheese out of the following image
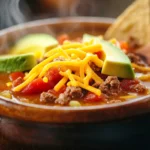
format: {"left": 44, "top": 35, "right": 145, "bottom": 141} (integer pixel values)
{"left": 13, "top": 73, "right": 37, "bottom": 92}
{"left": 132, "top": 63, "right": 150, "bottom": 72}
{"left": 138, "top": 74, "right": 150, "bottom": 81}
{"left": 62, "top": 42, "right": 83, "bottom": 49}
{"left": 119, "top": 94, "right": 137, "bottom": 99}
{"left": 54, "top": 77, "right": 68, "bottom": 92}
{"left": 6, "top": 82, "right": 12, "bottom": 87}
{"left": 43, "top": 77, "right": 48, "bottom": 83}
{"left": 86, "top": 65, "right": 103, "bottom": 83}
{"left": 13, "top": 41, "right": 105, "bottom": 95}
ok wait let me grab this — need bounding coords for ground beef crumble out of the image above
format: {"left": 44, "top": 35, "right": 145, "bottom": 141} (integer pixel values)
{"left": 40, "top": 92, "right": 57, "bottom": 103}
{"left": 89, "top": 62, "right": 101, "bottom": 72}
{"left": 100, "top": 76, "right": 121, "bottom": 97}
{"left": 127, "top": 53, "right": 146, "bottom": 66}
{"left": 13, "top": 77, "right": 23, "bottom": 87}
{"left": 55, "top": 86, "right": 83, "bottom": 105}
{"left": 39, "top": 77, "right": 147, "bottom": 105}
{"left": 128, "top": 83, "right": 147, "bottom": 93}
{"left": 92, "top": 76, "right": 121, "bottom": 98}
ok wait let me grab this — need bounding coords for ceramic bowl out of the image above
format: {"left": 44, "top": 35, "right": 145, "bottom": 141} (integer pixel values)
{"left": 0, "top": 17, "right": 150, "bottom": 148}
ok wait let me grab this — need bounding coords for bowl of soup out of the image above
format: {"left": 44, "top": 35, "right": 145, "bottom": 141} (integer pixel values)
{"left": 0, "top": 17, "right": 150, "bottom": 148}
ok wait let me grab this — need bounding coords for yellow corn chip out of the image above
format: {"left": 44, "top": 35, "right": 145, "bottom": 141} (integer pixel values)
{"left": 105, "top": 0, "right": 150, "bottom": 46}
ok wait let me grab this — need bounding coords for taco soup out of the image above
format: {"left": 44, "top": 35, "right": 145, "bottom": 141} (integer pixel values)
{"left": 0, "top": 33, "right": 149, "bottom": 107}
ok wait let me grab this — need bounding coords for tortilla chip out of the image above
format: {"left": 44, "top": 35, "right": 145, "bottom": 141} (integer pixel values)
{"left": 104, "top": 0, "right": 150, "bottom": 46}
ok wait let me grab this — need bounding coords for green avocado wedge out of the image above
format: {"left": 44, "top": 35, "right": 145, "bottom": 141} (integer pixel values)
{"left": 83, "top": 34, "right": 135, "bottom": 79}
{"left": 10, "top": 34, "right": 58, "bottom": 59}
{"left": 0, "top": 54, "right": 37, "bottom": 73}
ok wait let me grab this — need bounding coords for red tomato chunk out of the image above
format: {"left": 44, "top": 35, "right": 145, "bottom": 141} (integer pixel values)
{"left": 9, "top": 72, "right": 25, "bottom": 87}
{"left": 120, "top": 79, "right": 139, "bottom": 91}
{"left": 22, "top": 78, "right": 52, "bottom": 94}
{"left": 95, "top": 51, "right": 103, "bottom": 59}
{"left": 120, "top": 41, "right": 129, "bottom": 51}
{"left": 57, "top": 34, "right": 69, "bottom": 45}
{"left": 84, "top": 92, "right": 105, "bottom": 103}
{"left": 9, "top": 72, "right": 25, "bottom": 81}
{"left": 22, "top": 68, "right": 62, "bottom": 94}
{"left": 46, "top": 67, "right": 62, "bottom": 84}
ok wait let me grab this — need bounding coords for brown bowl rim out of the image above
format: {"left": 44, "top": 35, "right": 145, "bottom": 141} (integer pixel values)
{"left": 0, "top": 16, "right": 114, "bottom": 37}
{"left": 0, "top": 17, "right": 150, "bottom": 123}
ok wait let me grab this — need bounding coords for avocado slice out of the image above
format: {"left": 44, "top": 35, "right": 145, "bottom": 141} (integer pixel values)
{"left": 83, "top": 34, "right": 135, "bottom": 79}
{"left": 0, "top": 54, "right": 37, "bottom": 73}
{"left": 10, "top": 34, "right": 58, "bottom": 59}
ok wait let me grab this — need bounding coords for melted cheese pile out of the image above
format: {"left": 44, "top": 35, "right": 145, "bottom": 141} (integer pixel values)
{"left": 13, "top": 40, "right": 105, "bottom": 96}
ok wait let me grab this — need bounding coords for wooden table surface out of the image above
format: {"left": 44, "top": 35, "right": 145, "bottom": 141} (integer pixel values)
{"left": 1, "top": 112, "right": 150, "bottom": 150}
{"left": 0, "top": 136, "right": 72, "bottom": 150}
{"left": 1, "top": 133, "right": 150, "bottom": 150}
{"left": 0, "top": 133, "right": 99, "bottom": 150}
{"left": 0, "top": 133, "right": 71, "bottom": 150}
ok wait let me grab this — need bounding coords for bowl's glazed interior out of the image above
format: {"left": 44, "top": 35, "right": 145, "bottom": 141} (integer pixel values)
{"left": 0, "top": 17, "right": 150, "bottom": 124}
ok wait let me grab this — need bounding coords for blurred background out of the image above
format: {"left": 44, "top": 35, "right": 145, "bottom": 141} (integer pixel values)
{"left": 0, "top": 0, "right": 134, "bottom": 29}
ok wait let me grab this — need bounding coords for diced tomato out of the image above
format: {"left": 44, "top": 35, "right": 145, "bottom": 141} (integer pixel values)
{"left": 13, "top": 77, "right": 24, "bottom": 87}
{"left": 120, "top": 79, "right": 139, "bottom": 91}
{"left": 95, "top": 51, "right": 103, "bottom": 59}
{"left": 9, "top": 72, "right": 25, "bottom": 87}
{"left": 46, "top": 67, "right": 62, "bottom": 84}
{"left": 57, "top": 34, "right": 69, "bottom": 44}
{"left": 22, "top": 78, "right": 53, "bottom": 94}
{"left": 120, "top": 41, "right": 129, "bottom": 51}
{"left": 84, "top": 92, "right": 105, "bottom": 103}
{"left": 9, "top": 72, "right": 25, "bottom": 81}
{"left": 22, "top": 68, "right": 62, "bottom": 94}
